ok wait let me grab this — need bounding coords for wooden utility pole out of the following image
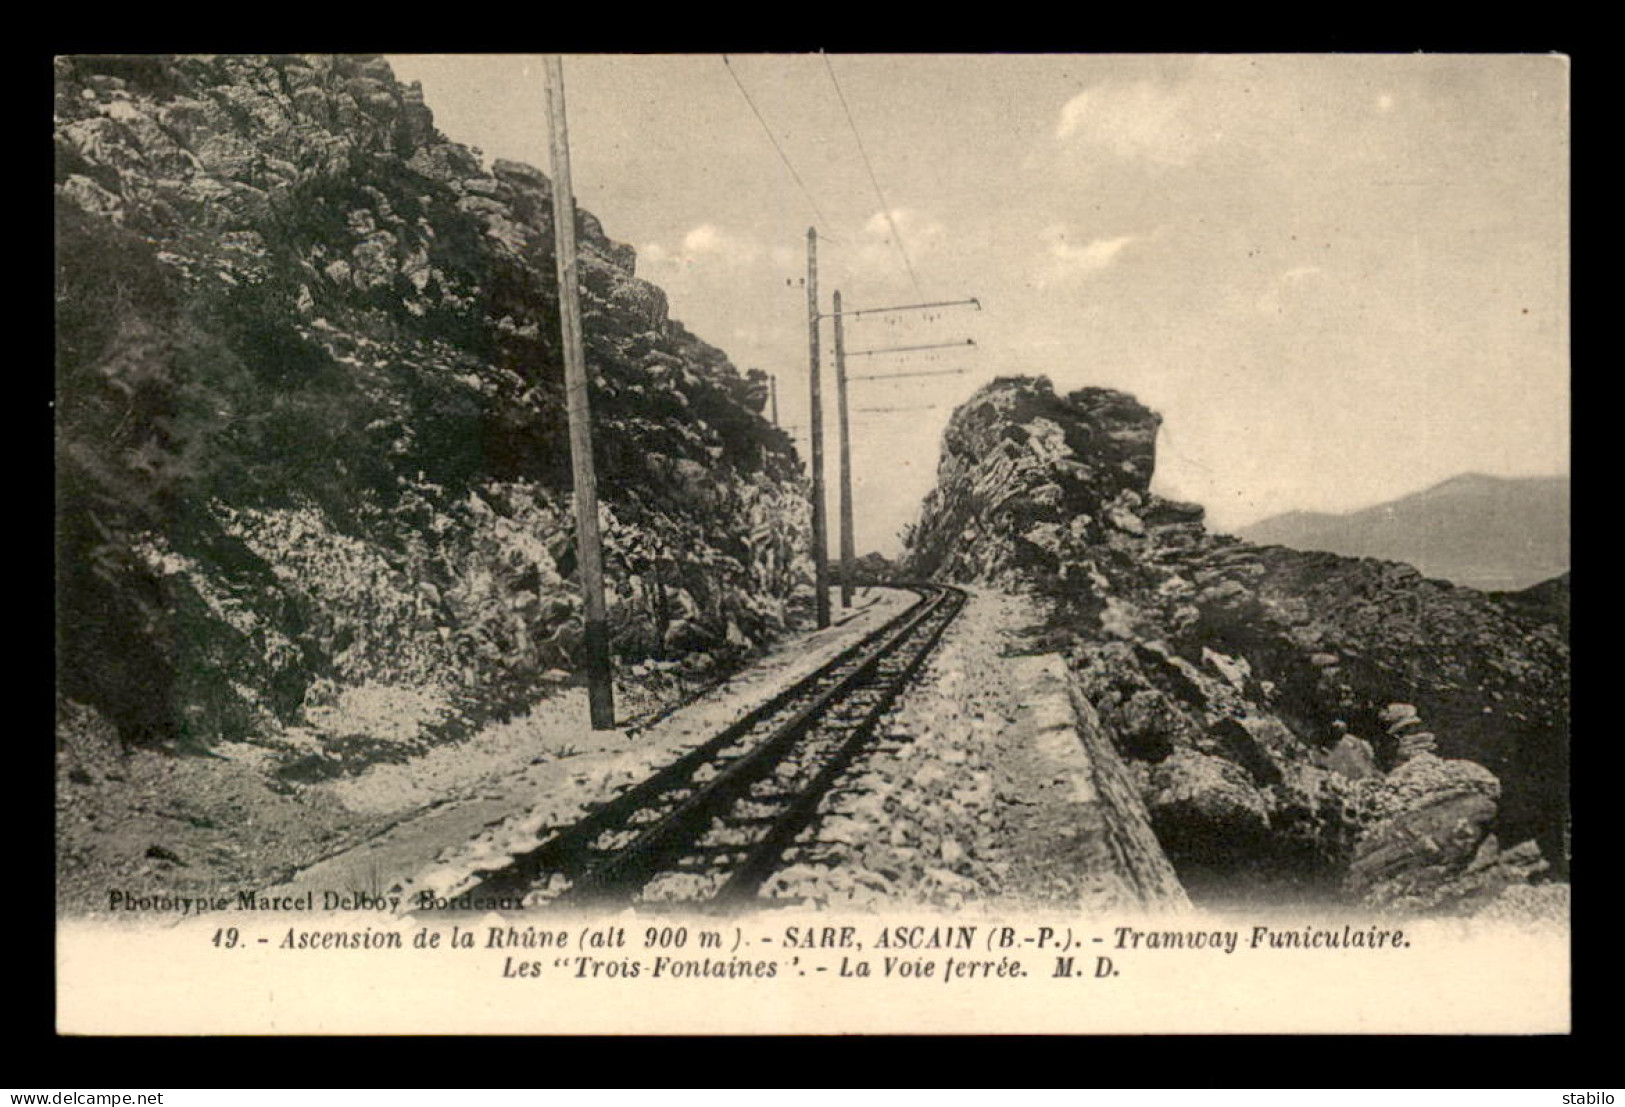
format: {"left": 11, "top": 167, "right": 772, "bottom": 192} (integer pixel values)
{"left": 833, "top": 290, "right": 854, "bottom": 609}
{"left": 545, "top": 55, "right": 615, "bottom": 729}
{"left": 770, "top": 372, "right": 779, "bottom": 427}
{"left": 806, "top": 228, "right": 830, "bottom": 629}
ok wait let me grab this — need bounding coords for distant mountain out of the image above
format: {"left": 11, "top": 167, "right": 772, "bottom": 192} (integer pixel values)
{"left": 1237, "top": 473, "right": 1569, "bottom": 592}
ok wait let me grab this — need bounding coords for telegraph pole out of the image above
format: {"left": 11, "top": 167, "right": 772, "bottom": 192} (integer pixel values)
{"left": 806, "top": 228, "right": 830, "bottom": 629}
{"left": 770, "top": 373, "right": 779, "bottom": 427}
{"left": 833, "top": 290, "right": 854, "bottom": 609}
{"left": 545, "top": 55, "right": 615, "bottom": 729}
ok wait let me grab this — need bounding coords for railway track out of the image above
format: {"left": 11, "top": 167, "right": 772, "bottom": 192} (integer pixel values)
{"left": 455, "top": 582, "right": 966, "bottom": 911}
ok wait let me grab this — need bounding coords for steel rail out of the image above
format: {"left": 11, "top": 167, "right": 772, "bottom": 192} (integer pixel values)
{"left": 712, "top": 586, "right": 965, "bottom": 904}
{"left": 559, "top": 585, "right": 961, "bottom": 904}
{"left": 454, "top": 584, "right": 945, "bottom": 904}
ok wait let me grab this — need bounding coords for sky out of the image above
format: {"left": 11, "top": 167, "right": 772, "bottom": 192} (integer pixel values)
{"left": 387, "top": 53, "right": 1569, "bottom": 556}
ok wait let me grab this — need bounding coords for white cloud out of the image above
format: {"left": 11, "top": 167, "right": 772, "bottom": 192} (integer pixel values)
{"left": 862, "top": 208, "right": 945, "bottom": 243}
{"left": 856, "top": 207, "right": 947, "bottom": 274}
{"left": 640, "top": 223, "right": 761, "bottom": 272}
{"left": 1054, "top": 80, "right": 1199, "bottom": 165}
{"left": 681, "top": 222, "right": 760, "bottom": 263}
{"left": 681, "top": 224, "right": 721, "bottom": 252}
{"left": 1036, "top": 224, "right": 1138, "bottom": 286}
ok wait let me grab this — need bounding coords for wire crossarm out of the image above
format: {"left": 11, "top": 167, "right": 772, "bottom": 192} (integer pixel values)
{"left": 847, "top": 338, "right": 976, "bottom": 359}
{"left": 854, "top": 403, "right": 941, "bottom": 413}
{"left": 818, "top": 297, "right": 980, "bottom": 321}
{"left": 849, "top": 366, "right": 967, "bottom": 382}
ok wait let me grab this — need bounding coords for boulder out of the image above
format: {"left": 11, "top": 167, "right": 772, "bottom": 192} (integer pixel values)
{"left": 1347, "top": 754, "right": 1508, "bottom": 909}
{"left": 1320, "top": 733, "right": 1379, "bottom": 781}
{"left": 1207, "top": 715, "right": 1295, "bottom": 786}
{"left": 1143, "top": 750, "right": 1271, "bottom": 862}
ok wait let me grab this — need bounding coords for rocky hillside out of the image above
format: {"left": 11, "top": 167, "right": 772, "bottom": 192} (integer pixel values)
{"left": 1237, "top": 473, "right": 1569, "bottom": 592}
{"left": 904, "top": 376, "right": 1570, "bottom": 912}
{"left": 55, "top": 54, "right": 809, "bottom": 771}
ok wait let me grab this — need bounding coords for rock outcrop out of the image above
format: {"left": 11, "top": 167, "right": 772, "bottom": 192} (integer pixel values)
{"left": 904, "top": 376, "right": 1570, "bottom": 913}
{"left": 1346, "top": 753, "right": 1549, "bottom": 912}
{"left": 55, "top": 54, "right": 809, "bottom": 762}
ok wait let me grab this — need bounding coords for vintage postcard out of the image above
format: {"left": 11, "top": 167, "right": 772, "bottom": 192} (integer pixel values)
{"left": 54, "top": 52, "right": 1569, "bottom": 1034}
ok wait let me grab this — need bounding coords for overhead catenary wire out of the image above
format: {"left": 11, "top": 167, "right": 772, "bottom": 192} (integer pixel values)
{"left": 822, "top": 52, "right": 921, "bottom": 295}
{"left": 783, "top": 420, "right": 923, "bottom": 434}
{"left": 721, "top": 55, "right": 839, "bottom": 242}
